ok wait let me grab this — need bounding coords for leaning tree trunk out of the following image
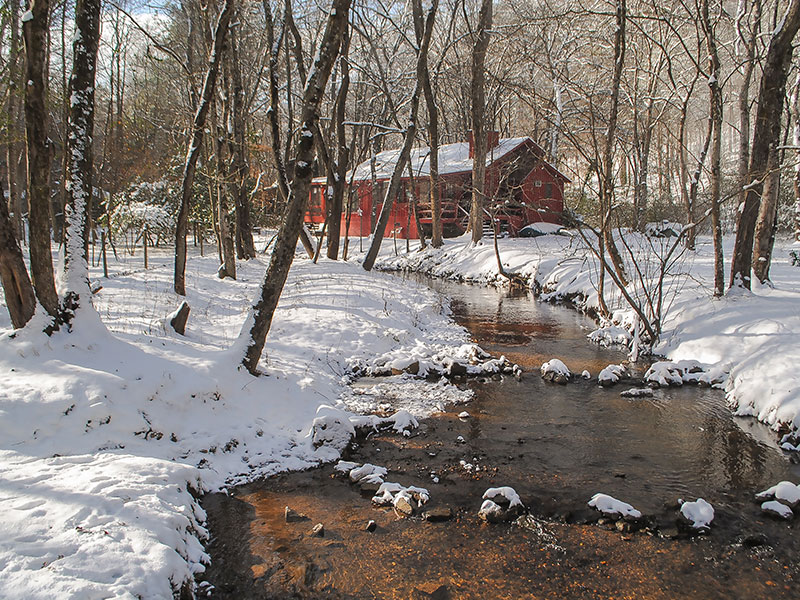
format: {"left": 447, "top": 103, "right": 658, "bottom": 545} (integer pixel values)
{"left": 0, "top": 178, "right": 36, "bottom": 328}
{"left": 240, "top": 0, "right": 351, "bottom": 374}
{"left": 174, "top": 0, "right": 233, "bottom": 296}
{"left": 60, "top": 0, "right": 102, "bottom": 326}
{"left": 732, "top": 0, "right": 800, "bottom": 289}
{"left": 22, "top": 0, "right": 58, "bottom": 317}
{"left": 468, "top": 0, "right": 492, "bottom": 244}
{"left": 362, "top": 0, "right": 437, "bottom": 271}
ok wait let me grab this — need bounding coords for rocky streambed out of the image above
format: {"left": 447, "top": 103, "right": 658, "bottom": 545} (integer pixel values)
{"left": 199, "top": 277, "right": 799, "bottom": 599}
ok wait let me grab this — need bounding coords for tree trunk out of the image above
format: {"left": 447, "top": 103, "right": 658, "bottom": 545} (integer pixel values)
{"left": 362, "top": 0, "right": 437, "bottom": 271}
{"left": 0, "top": 178, "right": 36, "bottom": 328}
{"left": 241, "top": 0, "right": 351, "bottom": 374}
{"left": 227, "top": 15, "right": 256, "bottom": 260}
{"left": 792, "top": 71, "right": 800, "bottom": 243}
{"left": 22, "top": 0, "right": 58, "bottom": 316}
{"left": 469, "top": 0, "right": 492, "bottom": 245}
{"left": 732, "top": 0, "right": 800, "bottom": 289}
{"left": 326, "top": 28, "right": 351, "bottom": 260}
{"left": 752, "top": 148, "right": 781, "bottom": 283}
{"left": 263, "top": 0, "right": 315, "bottom": 259}
{"left": 735, "top": 0, "right": 761, "bottom": 231}
{"left": 174, "top": 0, "right": 233, "bottom": 296}
{"left": 678, "top": 80, "right": 698, "bottom": 250}
{"left": 60, "top": 0, "right": 102, "bottom": 325}
{"left": 214, "top": 98, "right": 236, "bottom": 280}
{"left": 412, "top": 0, "right": 442, "bottom": 248}
{"left": 5, "top": 0, "right": 24, "bottom": 242}
{"left": 598, "top": 0, "right": 628, "bottom": 289}
{"left": 701, "top": 0, "right": 725, "bottom": 296}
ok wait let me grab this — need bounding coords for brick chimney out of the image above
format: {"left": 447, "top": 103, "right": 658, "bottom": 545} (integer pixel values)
{"left": 467, "top": 130, "right": 501, "bottom": 159}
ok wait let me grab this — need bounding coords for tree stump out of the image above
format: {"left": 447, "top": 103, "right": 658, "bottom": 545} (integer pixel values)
{"left": 169, "top": 301, "right": 190, "bottom": 336}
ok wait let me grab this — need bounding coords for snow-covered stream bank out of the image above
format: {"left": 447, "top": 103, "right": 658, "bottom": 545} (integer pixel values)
{"left": 0, "top": 249, "right": 480, "bottom": 598}
{"left": 200, "top": 274, "right": 800, "bottom": 599}
{"left": 374, "top": 233, "right": 800, "bottom": 439}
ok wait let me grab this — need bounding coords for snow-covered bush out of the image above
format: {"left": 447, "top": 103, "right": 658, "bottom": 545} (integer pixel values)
{"left": 111, "top": 180, "right": 177, "bottom": 246}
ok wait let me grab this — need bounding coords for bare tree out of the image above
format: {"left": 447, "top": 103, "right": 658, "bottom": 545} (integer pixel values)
{"left": 412, "top": 0, "right": 442, "bottom": 248}
{"left": 362, "top": 0, "right": 438, "bottom": 271}
{"left": 241, "top": 0, "right": 351, "bottom": 374}
{"left": 226, "top": 12, "right": 257, "bottom": 260}
{"left": 174, "top": 0, "right": 234, "bottom": 296}
{"left": 0, "top": 178, "right": 35, "bottom": 327}
{"left": 700, "top": 0, "right": 725, "bottom": 296}
{"left": 468, "top": 0, "right": 492, "bottom": 244}
{"left": 60, "top": 0, "right": 102, "bottom": 325}
{"left": 22, "top": 0, "right": 58, "bottom": 316}
{"left": 325, "top": 27, "right": 351, "bottom": 260}
{"left": 733, "top": 0, "right": 800, "bottom": 287}
{"left": 4, "top": 0, "right": 24, "bottom": 242}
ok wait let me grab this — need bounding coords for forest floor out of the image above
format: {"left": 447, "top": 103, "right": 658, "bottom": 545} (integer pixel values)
{"left": 0, "top": 231, "right": 799, "bottom": 598}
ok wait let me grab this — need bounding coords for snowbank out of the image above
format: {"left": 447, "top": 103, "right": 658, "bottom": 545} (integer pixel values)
{"left": 0, "top": 252, "right": 474, "bottom": 598}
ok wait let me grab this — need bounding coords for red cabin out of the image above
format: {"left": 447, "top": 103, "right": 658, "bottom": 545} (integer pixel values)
{"left": 305, "top": 134, "right": 570, "bottom": 240}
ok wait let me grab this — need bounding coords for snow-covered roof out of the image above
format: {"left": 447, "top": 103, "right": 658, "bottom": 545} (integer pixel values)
{"left": 348, "top": 136, "right": 529, "bottom": 181}
{"left": 310, "top": 136, "right": 571, "bottom": 185}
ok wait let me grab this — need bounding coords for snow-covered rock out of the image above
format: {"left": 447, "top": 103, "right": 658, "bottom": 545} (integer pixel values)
{"left": 588, "top": 325, "right": 632, "bottom": 348}
{"left": 588, "top": 493, "right": 642, "bottom": 520}
{"left": 761, "top": 500, "right": 794, "bottom": 520}
{"left": 598, "top": 364, "right": 627, "bottom": 387}
{"left": 309, "top": 405, "right": 356, "bottom": 450}
{"left": 348, "top": 463, "right": 387, "bottom": 485}
{"left": 372, "top": 482, "right": 430, "bottom": 515}
{"left": 644, "top": 360, "right": 726, "bottom": 389}
{"left": 755, "top": 481, "right": 800, "bottom": 508}
{"left": 679, "top": 498, "right": 714, "bottom": 531}
{"left": 620, "top": 387, "right": 654, "bottom": 398}
{"left": 458, "top": 411, "right": 470, "bottom": 419}
{"left": 478, "top": 499, "right": 506, "bottom": 523}
{"left": 479, "top": 486, "right": 525, "bottom": 522}
{"left": 483, "top": 486, "right": 523, "bottom": 508}
{"left": 541, "top": 359, "right": 572, "bottom": 384}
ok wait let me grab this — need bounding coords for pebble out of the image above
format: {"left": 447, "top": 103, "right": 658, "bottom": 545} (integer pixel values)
{"left": 423, "top": 507, "right": 453, "bottom": 522}
{"left": 285, "top": 506, "right": 308, "bottom": 523}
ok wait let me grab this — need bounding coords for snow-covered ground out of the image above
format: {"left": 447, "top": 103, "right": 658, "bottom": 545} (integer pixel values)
{"left": 374, "top": 232, "right": 800, "bottom": 434}
{"left": 2, "top": 228, "right": 799, "bottom": 597}
{"left": 0, "top": 243, "right": 475, "bottom": 598}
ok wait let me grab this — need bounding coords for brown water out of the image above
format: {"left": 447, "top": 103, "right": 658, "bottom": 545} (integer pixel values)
{"left": 200, "top": 277, "right": 800, "bottom": 599}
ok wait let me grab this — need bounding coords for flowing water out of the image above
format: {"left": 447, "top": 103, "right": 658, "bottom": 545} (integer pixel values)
{"left": 201, "top": 276, "right": 799, "bottom": 599}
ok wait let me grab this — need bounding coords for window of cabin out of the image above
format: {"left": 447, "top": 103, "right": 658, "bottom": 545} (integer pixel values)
{"left": 534, "top": 180, "right": 542, "bottom": 187}
{"left": 545, "top": 183, "right": 553, "bottom": 197}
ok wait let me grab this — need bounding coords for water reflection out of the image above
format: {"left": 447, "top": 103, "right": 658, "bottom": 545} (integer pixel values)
{"left": 424, "top": 275, "right": 799, "bottom": 514}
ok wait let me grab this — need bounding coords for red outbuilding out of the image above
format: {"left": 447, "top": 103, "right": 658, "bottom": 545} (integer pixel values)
{"left": 305, "top": 133, "right": 570, "bottom": 240}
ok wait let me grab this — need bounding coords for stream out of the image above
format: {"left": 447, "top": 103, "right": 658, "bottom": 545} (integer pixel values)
{"left": 200, "top": 276, "right": 799, "bottom": 599}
